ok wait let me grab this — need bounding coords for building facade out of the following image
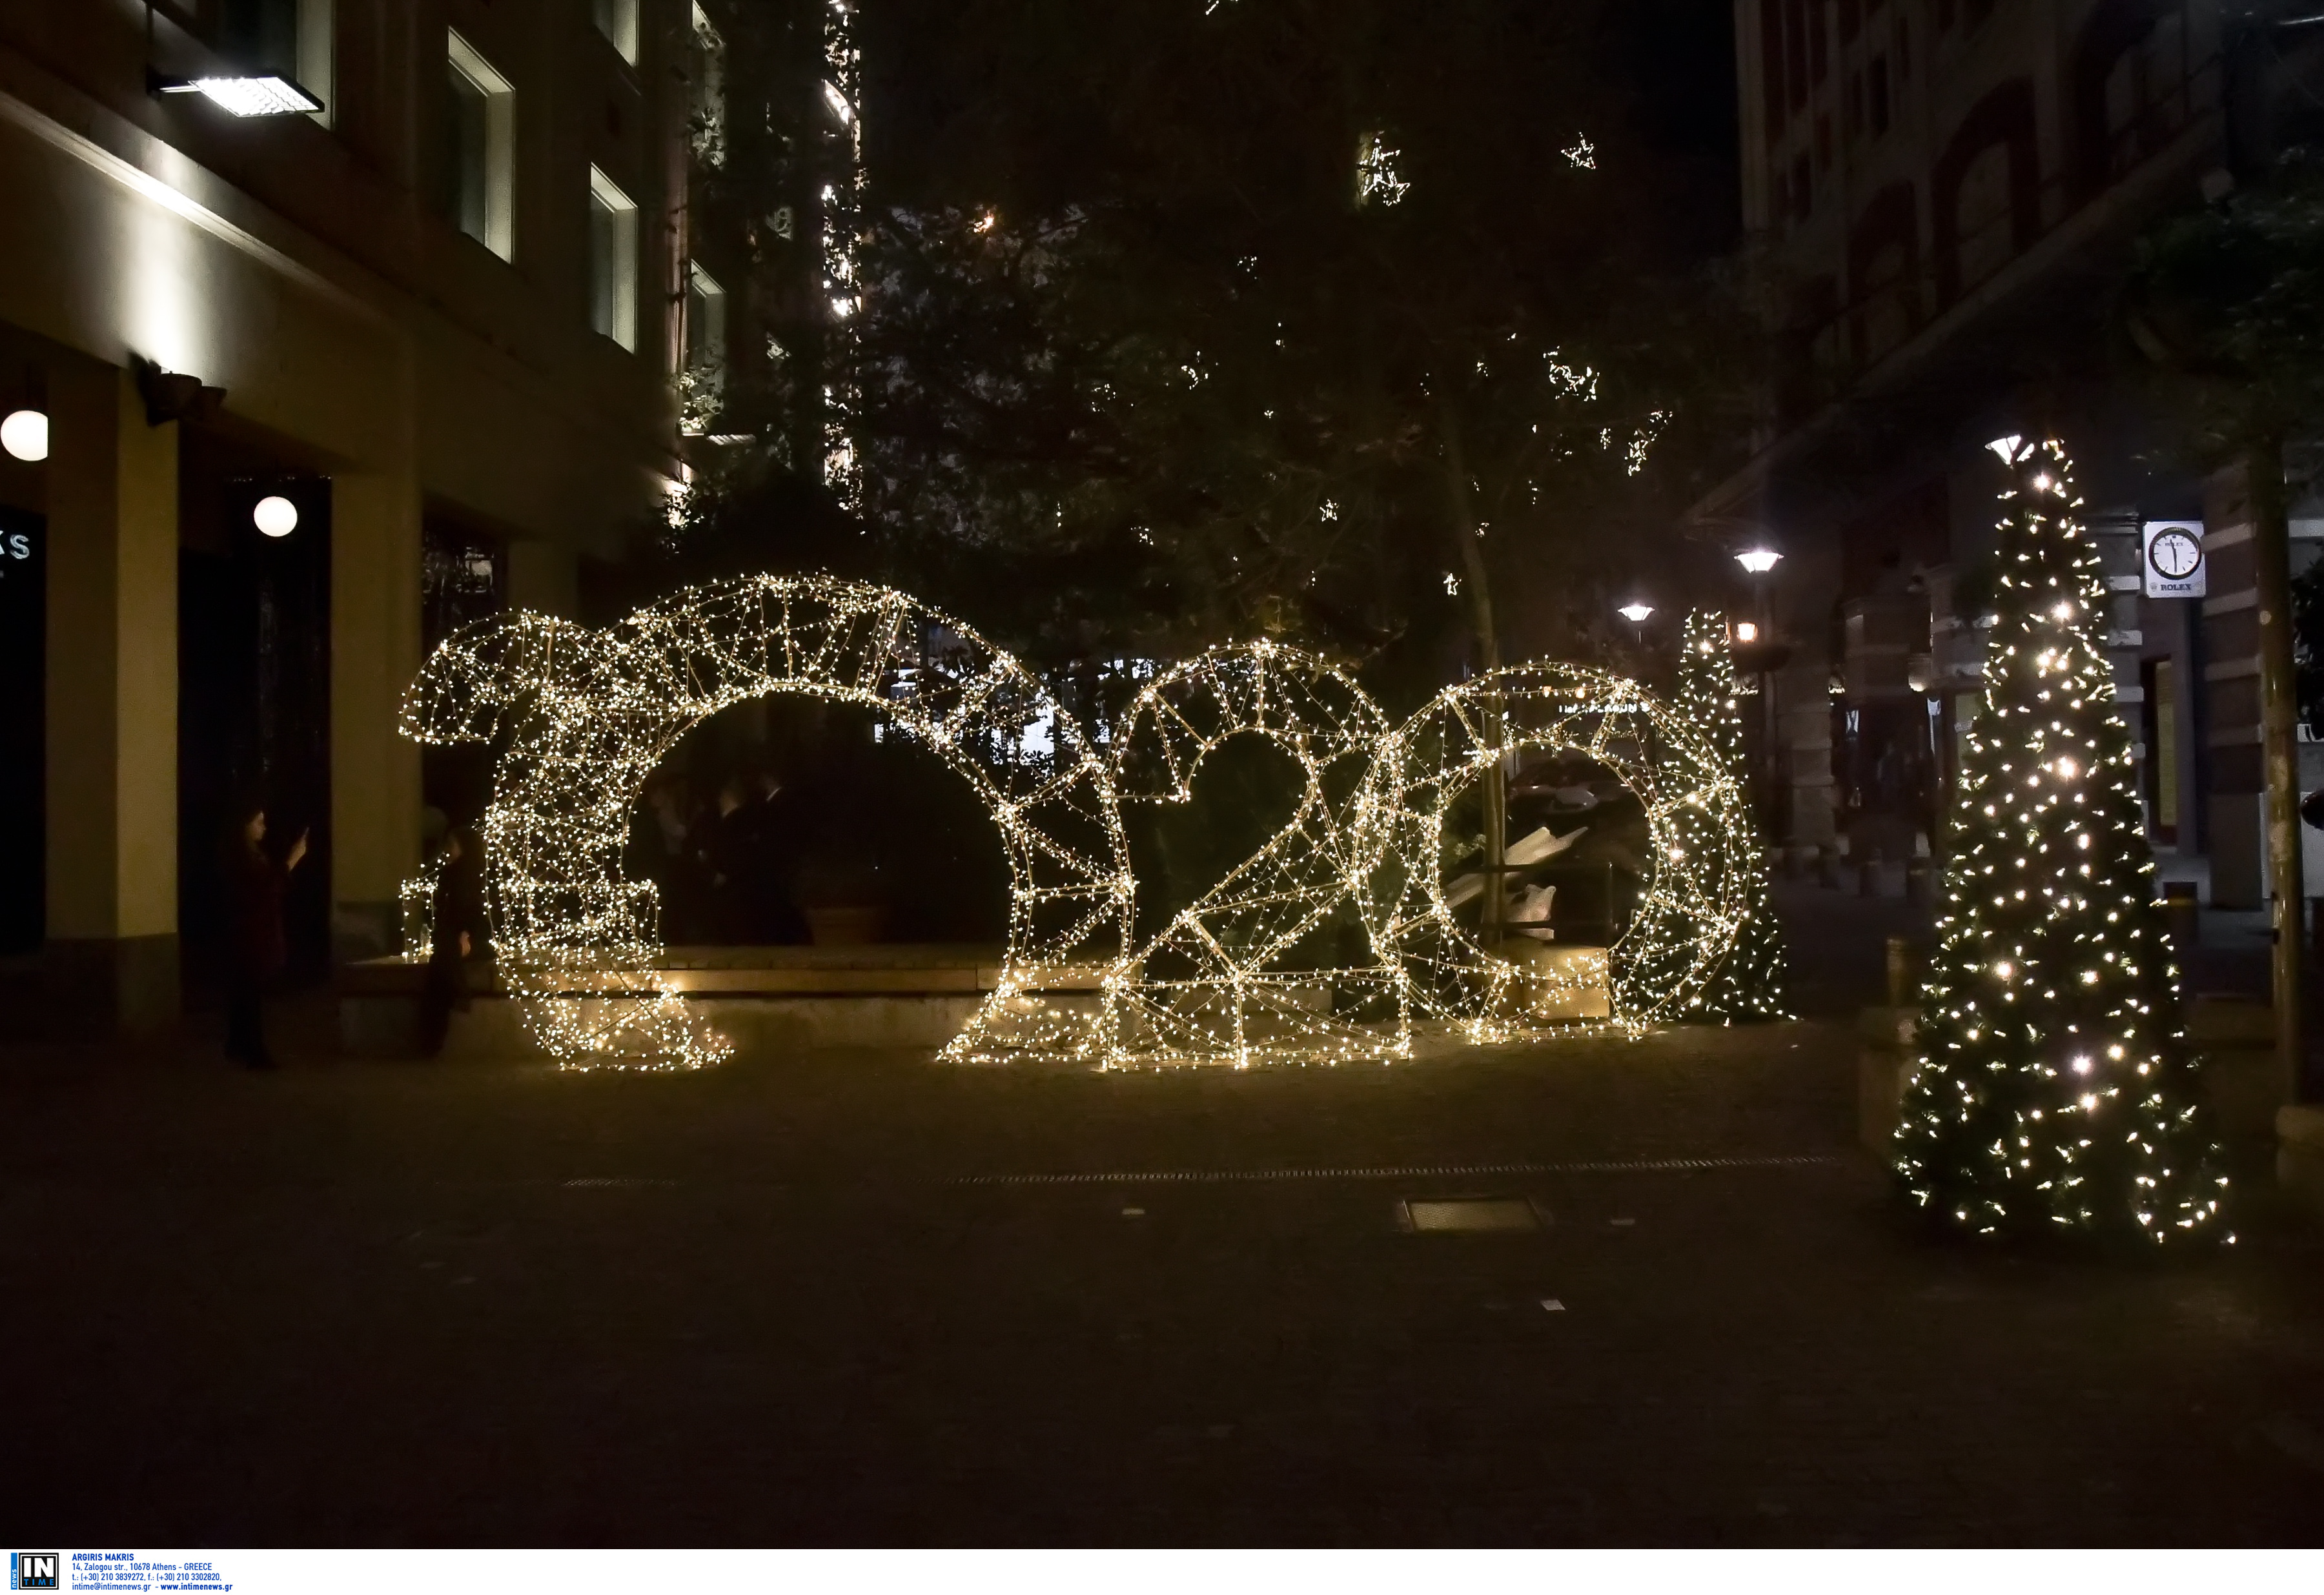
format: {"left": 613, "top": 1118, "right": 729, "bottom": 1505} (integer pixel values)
{"left": 0, "top": 0, "right": 729, "bottom": 1031}
{"left": 1707, "top": 0, "right": 2324, "bottom": 900}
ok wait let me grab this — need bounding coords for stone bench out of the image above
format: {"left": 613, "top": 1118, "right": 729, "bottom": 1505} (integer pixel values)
{"left": 338, "top": 944, "right": 1103, "bottom": 1059}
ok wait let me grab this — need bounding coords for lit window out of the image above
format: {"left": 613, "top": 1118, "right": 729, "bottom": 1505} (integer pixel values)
{"left": 589, "top": 167, "right": 640, "bottom": 350}
{"left": 595, "top": 0, "right": 640, "bottom": 65}
{"left": 447, "top": 30, "right": 515, "bottom": 260}
{"left": 684, "top": 261, "right": 728, "bottom": 427}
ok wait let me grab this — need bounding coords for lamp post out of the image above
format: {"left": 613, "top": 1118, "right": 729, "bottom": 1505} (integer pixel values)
{"left": 1733, "top": 545, "right": 1784, "bottom": 835}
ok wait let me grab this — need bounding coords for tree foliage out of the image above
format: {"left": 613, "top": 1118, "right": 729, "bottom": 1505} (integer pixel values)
{"left": 671, "top": 0, "right": 1754, "bottom": 696}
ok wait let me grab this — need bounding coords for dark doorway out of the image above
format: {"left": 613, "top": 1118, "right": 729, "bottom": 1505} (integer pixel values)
{"left": 179, "top": 475, "right": 333, "bottom": 997}
{"left": 0, "top": 504, "right": 41, "bottom": 956}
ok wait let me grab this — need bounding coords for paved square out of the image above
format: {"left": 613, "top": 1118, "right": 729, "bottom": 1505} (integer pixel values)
{"left": 5, "top": 975, "right": 2321, "bottom": 1545}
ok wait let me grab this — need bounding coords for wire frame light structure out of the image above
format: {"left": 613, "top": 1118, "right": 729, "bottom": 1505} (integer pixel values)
{"left": 1108, "top": 640, "right": 1400, "bottom": 1066}
{"left": 1356, "top": 664, "right": 1754, "bottom": 1039}
{"left": 402, "top": 579, "right": 1762, "bottom": 1068}
{"left": 400, "top": 574, "right": 1132, "bottom": 1069}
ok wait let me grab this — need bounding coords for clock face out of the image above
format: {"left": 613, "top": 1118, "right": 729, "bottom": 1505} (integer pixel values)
{"left": 2150, "top": 529, "right": 2202, "bottom": 580}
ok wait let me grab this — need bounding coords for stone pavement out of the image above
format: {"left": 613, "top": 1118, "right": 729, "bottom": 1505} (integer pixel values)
{"left": 4, "top": 926, "right": 2323, "bottom": 1544}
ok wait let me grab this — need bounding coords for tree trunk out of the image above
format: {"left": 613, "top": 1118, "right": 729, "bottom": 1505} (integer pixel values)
{"left": 2252, "top": 434, "right": 2305, "bottom": 1105}
{"left": 1439, "top": 398, "right": 1506, "bottom": 946}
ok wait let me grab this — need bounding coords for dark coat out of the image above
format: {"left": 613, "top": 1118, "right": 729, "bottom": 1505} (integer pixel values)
{"left": 224, "top": 843, "right": 287, "bottom": 982}
{"left": 431, "top": 849, "right": 488, "bottom": 964}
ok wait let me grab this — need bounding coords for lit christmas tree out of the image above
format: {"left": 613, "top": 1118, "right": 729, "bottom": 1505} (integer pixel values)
{"left": 1896, "top": 437, "right": 2227, "bottom": 1243}
{"left": 1670, "top": 607, "right": 1789, "bottom": 1021}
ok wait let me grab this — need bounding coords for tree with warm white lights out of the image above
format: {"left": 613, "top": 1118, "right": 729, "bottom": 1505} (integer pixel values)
{"left": 1896, "top": 438, "right": 2225, "bottom": 1244}
{"left": 1668, "top": 607, "right": 1788, "bottom": 1021}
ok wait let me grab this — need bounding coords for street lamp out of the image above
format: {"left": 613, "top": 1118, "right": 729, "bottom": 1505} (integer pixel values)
{"left": 1735, "top": 547, "right": 1782, "bottom": 575}
{"left": 1616, "top": 602, "right": 1654, "bottom": 625}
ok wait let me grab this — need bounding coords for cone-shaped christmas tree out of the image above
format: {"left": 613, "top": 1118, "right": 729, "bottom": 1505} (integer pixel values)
{"left": 1897, "top": 437, "right": 2226, "bottom": 1243}
{"left": 1671, "top": 607, "right": 1790, "bottom": 1020}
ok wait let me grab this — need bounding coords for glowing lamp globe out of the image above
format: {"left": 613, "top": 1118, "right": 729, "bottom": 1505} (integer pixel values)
{"left": 1735, "top": 548, "right": 1782, "bottom": 575}
{"left": 1734, "top": 621, "right": 1759, "bottom": 643}
{"left": 252, "top": 495, "right": 299, "bottom": 538}
{"left": 1, "top": 409, "right": 48, "bottom": 463}
{"left": 1617, "top": 602, "right": 1654, "bottom": 625}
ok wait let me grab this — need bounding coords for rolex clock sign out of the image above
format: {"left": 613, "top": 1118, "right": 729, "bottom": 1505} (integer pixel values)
{"left": 2143, "top": 521, "right": 2205, "bottom": 598}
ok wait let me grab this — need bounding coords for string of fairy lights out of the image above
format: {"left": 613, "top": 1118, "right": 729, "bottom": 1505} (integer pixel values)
{"left": 402, "top": 575, "right": 1133, "bottom": 1070}
{"left": 1662, "top": 608, "right": 1789, "bottom": 1022}
{"left": 1895, "top": 438, "right": 2226, "bottom": 1245}
{"left": 401, "top": 577, "right": 1784, "bottom": 1070}
{"left": 1109, "top": 640, "right": 1400, "bottom": 1066}
{"left": 1356, "top": 663, "right": 1756, "bottom": 1042}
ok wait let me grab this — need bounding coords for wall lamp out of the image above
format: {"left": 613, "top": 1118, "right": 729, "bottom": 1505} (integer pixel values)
{"left": 147, "top": 67, "right": 322, "bottom": 117}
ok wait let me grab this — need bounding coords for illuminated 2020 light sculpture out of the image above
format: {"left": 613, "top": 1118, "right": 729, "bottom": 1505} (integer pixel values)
{"left": 401, "top": 578, "right": 1771, "bottom": 1068}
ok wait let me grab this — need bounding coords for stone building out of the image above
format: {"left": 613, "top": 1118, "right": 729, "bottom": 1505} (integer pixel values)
{"left": 1701, "top": 0, "right": 2324, "bottom": 899}
{"left": 0, "top": 0, "right": 730, "bottom": 1031}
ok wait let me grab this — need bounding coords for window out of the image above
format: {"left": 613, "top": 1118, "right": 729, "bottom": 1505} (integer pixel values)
{"left": 683, "top": 262, "right": 728, "bottom": 431}
{"left": 446, "top": 30, "right": 515, "bottom": 260}
{"left": 595, "top": 0, "right": 640, "bottom": 65}
{"left": 689, "top": 3, "right": 727, "bottom": 165}
{"left": 589, "top": 167, "right": 640, "bottom": 350}
{"left": 1870, "top": 56, "right": 1891, "bottom": 135}
{"left": 217, "top": 0, "right": 331, "bottom": 123}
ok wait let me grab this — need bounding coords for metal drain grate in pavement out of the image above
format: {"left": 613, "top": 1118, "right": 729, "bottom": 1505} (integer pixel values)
{"left": 952, "top": 1153, "right": 1837, "bottom": 1188}
{"left": 1400, "top": 1197, "right": 1545, "bottom": 1232}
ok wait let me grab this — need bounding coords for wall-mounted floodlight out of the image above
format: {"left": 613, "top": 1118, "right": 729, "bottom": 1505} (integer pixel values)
{"left": 1, "top": 409, "right": 48, "bottom": 463}
{"left": 253, "top": 496, "right": 299, "bottom": 538}
{"left": 1617, "top": 602, "right": 1655, "bottom": 624}
{"left": 148, "top": 68, "right": 322, "bottom": 117}
{"left": 1735, "top": 547, "right": 1782, "bottom": 574}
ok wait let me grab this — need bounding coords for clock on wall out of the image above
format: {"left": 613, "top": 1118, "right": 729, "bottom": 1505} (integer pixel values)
{"left": 2143, "top": 521, "right": 2207, "bottom": 598}
{"left": 2148, "top": 527, "right": 2201, "bottom": 580}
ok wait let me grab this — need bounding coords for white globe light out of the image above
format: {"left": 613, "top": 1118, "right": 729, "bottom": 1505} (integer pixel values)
{"left": 252, "top": 495, "right": 299, "bottom": 538}
{"left": 1735, "top": 547, "right": 1782, "bottom": 574}
{"left": 1, "top": 409, "right": 49, "bottom": 463}
{"left": 1618, "top": 602, "right": 1654, "bottom": 624}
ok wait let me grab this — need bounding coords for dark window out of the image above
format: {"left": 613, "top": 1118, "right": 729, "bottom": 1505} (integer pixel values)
{"left": 217, "top": 0, "right": 297, "bottom": 74}
{"left": 1840, "top": 0, "right": 1862, "bottom": 43}
{"left": 1817, "top": 112, "right": 1833, "bottom": 170}
{"left": 1871, "top": 56, "right": 1891, "bottom": 134}
{"left": 1793, "top": 152, "right": 1813, "bottom": 218}
{"left": 1811, "top": 0, "right": 1830, "bottom": 85}
{"left": 1848, "top": 71, "right": 1865, "bottom": 140}
{"left": 1937, "top": 0, "right": 1956, "bottom": 29}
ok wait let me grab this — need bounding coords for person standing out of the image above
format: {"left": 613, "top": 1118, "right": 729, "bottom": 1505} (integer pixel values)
{"left": 420, "top": 826, "right": 487, "bottom": 1057}
{"left": 222, "top": 803, "right": 307, "bottom": 1070}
